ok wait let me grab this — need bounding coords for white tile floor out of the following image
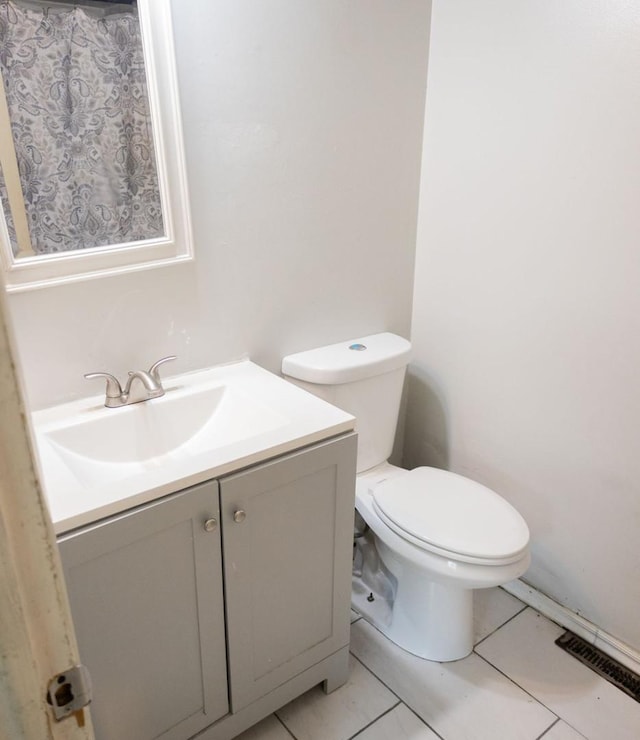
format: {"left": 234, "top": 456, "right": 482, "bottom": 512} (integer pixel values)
{"left": 235, "top": 587, "right": 640, "bottom": 740}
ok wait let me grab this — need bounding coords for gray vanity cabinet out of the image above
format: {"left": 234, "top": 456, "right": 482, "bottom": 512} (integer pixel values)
{"left": 58, "top": 480, "right": 228, "bottom": 740}
{"left": 220, "top": 434, "right": 356, "bottom": 712}
{"left": 58, "top": 432, "right": 356, "bottom": 740}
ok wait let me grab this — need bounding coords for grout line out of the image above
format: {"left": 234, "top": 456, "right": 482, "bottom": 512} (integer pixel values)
{"left": 473, "top": 635, "right": 560, "bottom": 731}
{"left": 274, "top": 712, "right": 298, "bottom": 740}
{"left": 348, "top": 624, "right": 445, "bottom": 740}
{"left": 346, "top": 700, "right": 401, "bottom": 740}
{"left": 534, "top": 716, "right": 587, "bottom": 740}
{"left": 534, "top": 717, "right": 561, "bottom": 740}
{"left": 473, "top": 600, "right": 528, "bottom": 650}
{"left": 349, "top": 649, "right": 402, "bottom": 704}
{"left": 399, "top": 703, "right": 447, "bottom": 740}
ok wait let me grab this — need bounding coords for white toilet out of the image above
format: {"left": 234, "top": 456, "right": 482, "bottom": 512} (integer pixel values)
{"left": 282, "top": 332, "right": 530, "bottom": 662}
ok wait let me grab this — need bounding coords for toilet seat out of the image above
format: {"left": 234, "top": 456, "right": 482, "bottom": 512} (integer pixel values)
{"left": 372, "top": 467, "right": 530, "bottom": 566}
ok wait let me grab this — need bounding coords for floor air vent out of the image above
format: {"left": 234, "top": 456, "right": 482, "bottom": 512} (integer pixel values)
{"left": 555, "top": 631, "right": 640, "bottom": 703}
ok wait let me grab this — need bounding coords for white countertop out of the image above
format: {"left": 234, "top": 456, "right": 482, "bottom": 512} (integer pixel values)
{"left": 32, "top": 360, "right": 355, "bottom": 535}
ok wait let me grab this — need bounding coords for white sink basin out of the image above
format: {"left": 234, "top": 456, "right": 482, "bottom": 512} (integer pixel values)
{"left": 45, "top": 384, "right": 283, "bottom": 465}
{"left": 32, "top": 360, "right": 355, "bottom": 535}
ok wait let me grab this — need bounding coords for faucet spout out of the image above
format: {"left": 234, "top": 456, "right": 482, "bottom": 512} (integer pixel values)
{"left": 124, "top": 370, "right": 164, "bottom": 399}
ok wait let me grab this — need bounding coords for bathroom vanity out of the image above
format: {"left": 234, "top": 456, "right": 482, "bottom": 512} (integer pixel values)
{"left": 33, "top": 362, "right": 357, "bottom": 740}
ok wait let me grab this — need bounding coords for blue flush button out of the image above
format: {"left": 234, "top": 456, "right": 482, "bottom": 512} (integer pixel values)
{"left": 349, "top": 343, "right": 367, "bottom": 351}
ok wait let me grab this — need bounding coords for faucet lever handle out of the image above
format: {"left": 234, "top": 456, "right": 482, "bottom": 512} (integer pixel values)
{"left": 148, "top": 355, "right": 177, "bottom": 383}
{"left": 84, "top": 372, "right": 123, "bottom": 399}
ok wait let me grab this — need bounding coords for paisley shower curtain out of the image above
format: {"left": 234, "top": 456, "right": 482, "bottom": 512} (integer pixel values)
{"left": 0, "top": 0, "right": 163, "bottom": 256}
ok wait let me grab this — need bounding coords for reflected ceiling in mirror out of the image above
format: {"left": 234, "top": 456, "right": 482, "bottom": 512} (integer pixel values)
{"left": 0, "top": 0, "right": 193, "bottom": 291}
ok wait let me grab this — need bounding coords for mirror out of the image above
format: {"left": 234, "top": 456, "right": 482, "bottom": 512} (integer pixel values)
{"left": 0, "top": 0, "right": 193, "bottom": 292}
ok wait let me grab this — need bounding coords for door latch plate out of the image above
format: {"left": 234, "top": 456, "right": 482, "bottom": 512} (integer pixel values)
{"left": 46, "top": 664, "right": 92, "bottom": 721}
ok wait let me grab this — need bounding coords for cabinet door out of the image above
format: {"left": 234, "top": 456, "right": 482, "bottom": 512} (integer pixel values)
{"left": 220, "top": 433, "right": 357, "bottom": 711}
{"left": 58, "top": 481, "right": 228, "bottom": 740}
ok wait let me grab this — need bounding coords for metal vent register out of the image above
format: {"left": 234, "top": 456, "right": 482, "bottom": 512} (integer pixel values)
{"left": 555, "top": 631, "right": 640, "bottom": 703}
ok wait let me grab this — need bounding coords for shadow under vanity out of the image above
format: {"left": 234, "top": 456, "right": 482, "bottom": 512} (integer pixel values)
{"left": 34, "top": 362, "right": 357, "bottom": 740}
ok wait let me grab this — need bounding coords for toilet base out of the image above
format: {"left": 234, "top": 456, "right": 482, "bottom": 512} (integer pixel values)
{"left": 352, "top": 576, "right": 473, "bottom": 663}
{"left": 353, "top": 530, "right": 473, "bottom": 662}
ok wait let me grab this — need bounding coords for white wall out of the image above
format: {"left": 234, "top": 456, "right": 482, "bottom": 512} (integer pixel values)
{"left": 7, "top": 0, "right": 430, "bottom": 410}
{"left": 407, "top": 0, "right": 640, "bottom": 650}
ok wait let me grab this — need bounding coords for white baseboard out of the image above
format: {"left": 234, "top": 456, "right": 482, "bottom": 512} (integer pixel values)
{"left": 502, "top": 579, "right": 640, "bottom": 675}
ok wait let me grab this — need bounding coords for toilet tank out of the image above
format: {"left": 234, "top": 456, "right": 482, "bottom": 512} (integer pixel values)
{"left": 281, "top": 333, "right": 412, "bottom": 472}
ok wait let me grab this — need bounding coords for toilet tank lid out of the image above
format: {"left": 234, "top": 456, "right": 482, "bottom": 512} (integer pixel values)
{"left": 281, "top": 332, "right": 412, "bottom": 385}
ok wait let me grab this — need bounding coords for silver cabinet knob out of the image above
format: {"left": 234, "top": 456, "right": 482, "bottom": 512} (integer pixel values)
{"left": 204, "top": 518, "right": 217, "bottom": 532}
{"left": 233, "top": 509, "right": 246, "bottom": 523}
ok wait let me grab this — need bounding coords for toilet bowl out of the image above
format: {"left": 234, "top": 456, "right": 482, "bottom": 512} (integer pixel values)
{"left": 282, "top": 333, "right": 531, "bottom": 662}
{"left": 352, "top": 463, "right": 530, "bottom": 661}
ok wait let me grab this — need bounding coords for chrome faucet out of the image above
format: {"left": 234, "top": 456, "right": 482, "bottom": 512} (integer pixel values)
{"left": 85, "top": 356, "right": 176, "bottom": 408}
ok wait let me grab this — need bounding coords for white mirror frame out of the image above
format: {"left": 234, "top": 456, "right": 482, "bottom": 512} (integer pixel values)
{"left": 0, "top": 0, "right": 193, "bottom": 293}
